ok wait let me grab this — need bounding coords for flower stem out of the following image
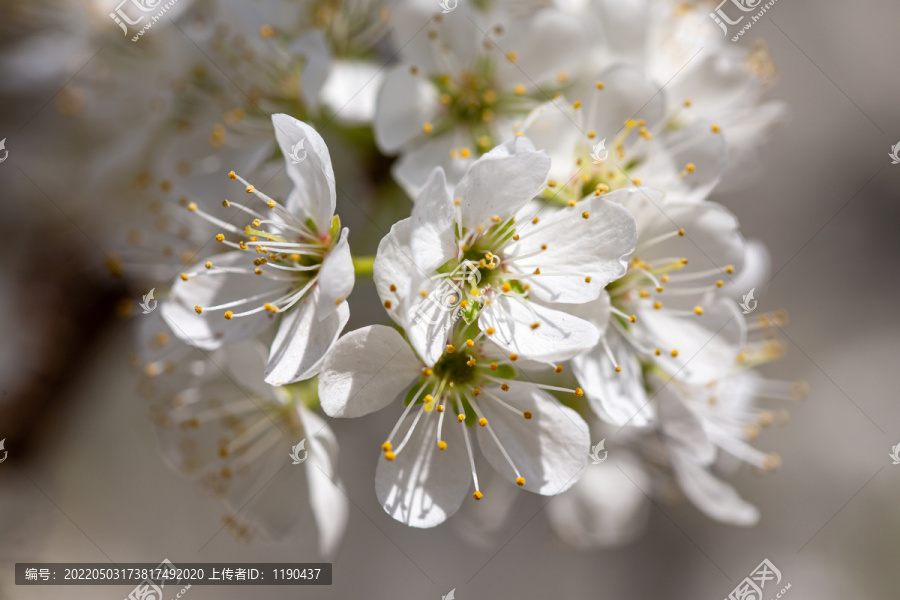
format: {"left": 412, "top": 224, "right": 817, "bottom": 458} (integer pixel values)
{"left": 353, "top": 255, "right": 376, "bottom": 276}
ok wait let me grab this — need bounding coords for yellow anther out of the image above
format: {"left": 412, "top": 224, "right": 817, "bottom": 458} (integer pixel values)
{"left": 384, "top": 451, "right": 396, "bottom": 461}
{"left": 436, "top": 405, "right": 445, "bottom": 412}
{"left": 629, "top": 315, "right": 637, "bottom": 323}
{"left": 215, "top": 234, "right": 225, "bottom": 242}
{"left": 423, "top": 395, "right": 434, "bottom": 403}
{"left": 500, "top": 283, "right": 512, "bottom": 293}
{"left": 694, "top": 306, "right": 704, "bottom": 315}
{"left": 457, "top": 414, "right": 465, "bottom": 422}
{"left": 573, "top": 101, "right": 582, "bottom": 109}
{"left": 500, "top": 383, "right": 509, "bottom": 392}
{"left": 180, "top": 273, "right": 189, "bottom": 281}
{"left": 252, "top": 219, "right": 261, "bottom": 228}
{"left": 228, "top": 171, "right": 237, "bottom": 180}
{"left": 541, "top": 244, "right": 547, "bottom": 250}
{"left": 491, "top": 215, "right": 502, "bottom": 223}
{"left": 446, "top": 344, "right": 455, "bottom": 354}
{"left": 478, "top": 417, "right": 488, "bottom": 426}
{"left": 422, "top": 122, "right": 434, "bottom": 134}
{"left": 670, "top": 349, "right": 679, "bottom": 357}
{"left": 222, "top": 200, "right": 231, "bottom": 208}
{"left": 259, "top": 24, "right": 275, "bottom": 38}
{"left": 633, "top": 177, "right": 643, "bottom": 186}
{"left": 582, "top": 211, "right": 590, "bottom": 219}
{"left": 711, "top": 124, "right": 721, "bottom": 133}
{"left": 685, "top": 163, "right": 696, "bottom": 173}
{"left": 478, "top": 136, "right": 492, "bottom": 149}
{"left": 264, "top": 303, "right": 278, "bottom": 313}
{"left": 530, "top": 322, "right": 540, "bottom": 330}
{"left": 423, "top": 368, "right": 433, "bottom": 376}
{"left": 554, "top": 365, "right": 563, "bottom": 374}
{"left": 725, "top": 265, "right": 734, "bottom": 273}
{"left": 716, "top": 280, "right": 724, "bottom": 287}
{"left": 585, "top": 276, "right": 592, "bottom": 283}
{"left": 683, "top": 98, "right": 692, "bottom": 107}
{"left": 509, "top": 353, "right": 518, "bottom": 361}
{"left": 194, "top": 305, "right": 202, "bottom": 314}
{"left": 532, "top": 217, "right": 540, "bottom": 224}
{"left": 440, "top": 93, "right": 452, "bottom": 105}
{"left": 639, "top": 290, "right": 650, "bottom": 298}
{"left": 758, "top": 411, "right": 774, "bottom": 427}
{"left": 587, "top": 131, "right": 596, "bottom": 139}
{"left": 515, "top": 477, "right": 525, "bottom": 487}
{"left": 254, "top": 268, "right": 262, "bottom": 275}
{"left": 625, "top": 118, "right": 637, "bottom": 128}
{"left": 223, "top": 310, "right": 234, "bottom": 320}
{"left": 653, "top": 301, "right": 662, "bottom": 310}
{"left": 187, "top": 202, "right": 198, "bottom": 212}
{"left": 764, "top": 453, "right": 782, "bottom": 471}
{"left": 382, "top": 442, "right": 392, "bottom": 452}
{"left": 512, "top": 234, "right": 519, "bottom": 241}
{"left": 238, "top": 241, "right": 248, "bottom": 250}
{"left": 472, "top": 388, "right": 482, "bottom": 396}
{"left": 266, "top": 200, "right": 276, "bottom": 209}
{"left": 246, "top": 185, "right": 255, "bottom": 193}
{"left": 486, "top": 327, "right": 495, "bottom": 335}
{"left": 654, "top": 348, "right": 662, "bottom": 356}
{"left": 533, "top": 268, "right": 541, "bottom": 275}
{"left": 289, "top": 253, "right": 300, "bottom": 262}
{"left": 460, "top": 300, "right": 469, "bottom": 308}
{"left": 383, "top": 300, "right": 392, "bottom": 309}
{"left": 523, "top": 411, "right": 533, "bottom": 420}
{"left": 615, "top": 365, "right": 622, "bottom": 372}
{"left": 596, "top": 81, "right": 605, "bottom": 90}
{"left": 574, "top": 387, "right": 584, "bottom": 397}
{"left": 681, "top": 257, "right": 690, "bottom": 265}
{"left": 460, "top": 147, "right": 472, "bottom": 158}
{"left": 205, "top": 261, "right": 213, "bottom": 269}
{"left": 506, "top": 51, "right": 518, "bottom": 62}
{"left": 438, "top": 441, "right": 447, "bottom": 450}
{"left": 656, "top": 286, "right": 664, "bottom": 293}
{"left": 556, "top": 71, "right": 569, "bottom": 84}
{"left": 409, "top": 66, "right": 419, "bottom": 76}
{"left": 473, "top": 491, "right": 484, "bottom": 500}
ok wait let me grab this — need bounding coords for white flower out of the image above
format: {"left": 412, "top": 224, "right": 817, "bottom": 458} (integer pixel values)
{"left": 374, "top": 0, "right": 588, "bottom": 194}
{"left": 139, "top": 320, "right": 348, "bottom": 555}
{"left": 570, "top": 187, "right": 747, "bottom": 426}
{"left": 374, "top": 136, "right": 638, "bottom": 366}
{"left": 162, "top": 114, "right": 354, "bottom": 386}
{"left": 652, "top": 362, "right": 801, "bottom": 526}
{"left": 318, "top": 323, "right": 590, "bottom": 528}
{"left": 518, "top": 64, "right": 728, "bottom": 205}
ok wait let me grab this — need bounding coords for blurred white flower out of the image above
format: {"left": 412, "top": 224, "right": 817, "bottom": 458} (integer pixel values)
{"left": 318, "top": 322, "right": 590, "bottom": 528}
{"left": 162, "top": 115, "right": 354, "bottom": 386}
{"left": 374, "top": 0, "right": 588, "bottom": 194}
{"left": 139, "top": 321, "right": 348, "bottom": 555}
{"left": 374, "top": 136, "right": 637, "bottom": 366}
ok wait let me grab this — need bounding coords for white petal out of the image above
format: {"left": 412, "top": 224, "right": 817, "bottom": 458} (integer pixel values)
{"left": 375, "top": 408, "right": 471, "bottom": 528}
{"left": 318, "top": 325, "right": 421, "bottom": 418}
{"left": 572, "top": 331, "right": 653, "bottom": 427}
{"left": 635, "top": 295, "right": 746, "bottom": 385}
{"left": 316, "top": 228, "right": 355, "bottom": 319}
{"left": 546, "top": 451, "right": 651, "bottom": 549}
{"left": 409, "top": 167, "right": 457, "bottom": 273}
{"left": 657, "top": 386, "right": 716, "bottom": 465}
{"left": 289, "top": 30, "right": 332, "bottom": 109}
{"left": 161, "top": 251, "right": 283, "bottom": 351}
{"left": 264, "top": 290, "right": 349, "bottom": 386}
{"left": 479, "top": 296, "right": 600, "bottom": 362}
{"left": 476, "top": 386, "right": 589, "bottom": 495}
{"left": 454, "top": 137, "right": 550, "bottom": 232}
{"left": 319, "top": 59, "right": 383, "bottom": 124}
{"left": 517, "top": 99, "right": 584, "bottom": 184}
{"left": 391, "top": 127, "right": 474, "bottom": 197}
{"left": 271, "top": 114, "right": 336, "bottom": 230}
{"left": 404, "top": 272, "right": 458, "bottom": 366}
{"left": 670, "top": 448, "right": 760, "bottom": 526}
{"left": 373, "top": 65, "right": 440, "bottom": 153}
{"left": 373, "top": 218, "right": 416, "bottom": 326}
{"left": 508, "top": 196, "right": 637, "bottom": 303}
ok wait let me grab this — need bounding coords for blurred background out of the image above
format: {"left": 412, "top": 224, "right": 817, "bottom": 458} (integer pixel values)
{"left": 1, "top": 0, "right": 899, "bottom": 598}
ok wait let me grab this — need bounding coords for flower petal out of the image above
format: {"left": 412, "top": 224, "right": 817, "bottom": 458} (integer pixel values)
{"left": 264, "top": 290, "right": 349, "bottom": 386}
{"left": 479, "top": 296, "right": 600, "bottom": 362}
{"left": 454, "top": 137, "right": 550, "bottom": 232}
{"left": 409, "top": 167, "right": 457, "bottom": 273}
{"left": 373, "top": 65, "right": 440, "bottom": 153}
{"left": 375, "top": 407, "right": 471, "bottom": 528}
{"left": 161, "top": 251, "right": 283, "bottom": 351}
{"left": 507, "top": 196, "right": 637, "bottom": 303}
{"left": 670, "top": 447, "right": 760, "bottom": 526}
{"left": 657, "top": 385, "right": 716, "bottom": 465}
{"left": 318, "top": 325, "right": 422, "bottom": 418}
{"left": 316, "top": 228, "right": 355, "bottom": 320}
{"left": 572, "top": 331, "right": 653, "bottom": 427}
{"left": 271, "top": 114, "right": 336, "bottom": 230}
{"left": 476, "top": 385, "right": 589, "bottom": 495}
{"left": 374, "top": 218, "right": 417, "bottom": 326}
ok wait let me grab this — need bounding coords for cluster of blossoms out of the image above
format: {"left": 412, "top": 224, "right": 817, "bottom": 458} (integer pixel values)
{"left": 88, "top": 0, "right": 804, "bottom": 552}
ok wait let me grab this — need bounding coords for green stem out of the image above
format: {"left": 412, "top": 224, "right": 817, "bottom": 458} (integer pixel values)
{"left": 352, "top": 255, "right": 376, "bottom": 276}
